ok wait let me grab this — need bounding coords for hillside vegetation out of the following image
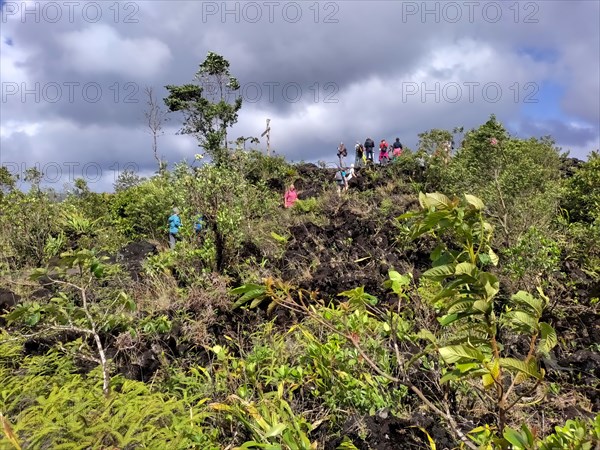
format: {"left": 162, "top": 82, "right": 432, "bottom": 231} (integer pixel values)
{"left": 1, "top": 114, "right": 599, "bottom": 449}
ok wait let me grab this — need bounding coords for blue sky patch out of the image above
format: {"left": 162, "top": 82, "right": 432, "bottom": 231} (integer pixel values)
{"left": 517, "top": 46, "right": 560, "bottom": 64}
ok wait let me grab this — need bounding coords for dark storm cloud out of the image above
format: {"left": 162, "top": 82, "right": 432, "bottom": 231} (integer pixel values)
{"left": 1, "top": 1, "right": 599, "bottom": 192}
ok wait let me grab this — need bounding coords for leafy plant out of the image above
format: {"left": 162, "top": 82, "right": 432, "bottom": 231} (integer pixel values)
{"left": 562, "top": 151, "right": 600, "bottom": 224}
{"left": 502, "top": 227, "right": 561, "bottom": 287}
{"left": 400, "top": 192, "right": 557, "bottom": 435}
{"left": 443, "top": 116, "right": 562, "bottom": 247}
{"left": 293, "top": 198, "right": 318, "bottom": 214}
{"left": 210, "top": 384, "right": 319, "bottom": 450}
{"left": 539, "top": 416, "right": 600, "bottom": 450}
{"left": 6, "top": 249, "right": 136, "bottom": 396}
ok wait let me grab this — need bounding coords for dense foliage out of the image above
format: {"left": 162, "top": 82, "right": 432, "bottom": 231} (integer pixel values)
{"left": 1, "top": 85, "right": 599, "bottom": 450}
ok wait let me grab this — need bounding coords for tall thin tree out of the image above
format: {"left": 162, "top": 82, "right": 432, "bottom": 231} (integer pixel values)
{"left": 144, "top": 86, "right": 168, "bottom": 173}
{"left": 164, "top": 52, "right": 242, "bottom": 167}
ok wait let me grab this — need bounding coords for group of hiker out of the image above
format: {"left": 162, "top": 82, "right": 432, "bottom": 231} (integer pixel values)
{"left": 337, "top": 137, "right": 404, "bottom": 168}
{"left": 168, "top": 135, "right": 410, "bottom": 246}
{"left": 167, "top": 208, "right": 206, "bottom": 249}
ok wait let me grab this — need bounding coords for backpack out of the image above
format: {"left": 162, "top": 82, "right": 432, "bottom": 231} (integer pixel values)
{"left": 335, "top": 170, "right": 344, "bottom": 181}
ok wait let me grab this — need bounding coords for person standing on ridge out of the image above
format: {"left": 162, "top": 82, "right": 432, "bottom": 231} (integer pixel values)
{"left": 392, "top": 138, "right": 403, "bottom": 160}
{"left": 364, "top": 137, "right": 375, "bottom": 162}
{"left": 337, "top": 142, "right": 348, "bottom": 167}
{"left": 168, "top": 207, "right": 182, "bottom": 250}
{"left": 379, "top": 139, "right": 390, "bottom": 165}
{"left": 354, "top": 142, "right": 365, "bottom": 167}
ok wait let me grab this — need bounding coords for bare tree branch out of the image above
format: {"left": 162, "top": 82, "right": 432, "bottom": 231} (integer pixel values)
{"left": 144, "top": 86, "right": 168, "bottom": 173}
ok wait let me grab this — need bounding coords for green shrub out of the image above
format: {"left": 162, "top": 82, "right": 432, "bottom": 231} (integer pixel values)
{"left": 443, "top": 115, "right": 563, "bottom": 247}
{"left": 562, "top": 151, "right": 600, "bottom": 223}
{"left": 502, "top": 227, "right": 561, "bottom": 287}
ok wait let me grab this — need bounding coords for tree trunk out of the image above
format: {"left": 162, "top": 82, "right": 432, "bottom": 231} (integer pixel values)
{"left": 214, "top": 223, "right": 225, "bottom": 272}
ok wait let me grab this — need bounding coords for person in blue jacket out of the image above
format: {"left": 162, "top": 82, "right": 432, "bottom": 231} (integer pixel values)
{"left": 168, "top": 207, "right": 182, "bottom": 249}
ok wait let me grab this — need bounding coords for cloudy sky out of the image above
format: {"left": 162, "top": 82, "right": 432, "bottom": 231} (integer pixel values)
{"left": 1, "top": 0, "right": 599, "bottom": 192}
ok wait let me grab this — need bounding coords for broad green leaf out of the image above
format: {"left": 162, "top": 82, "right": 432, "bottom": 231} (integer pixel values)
{"left": 29, "top": 267, "right": 49, "bottom": 281}
{"left": 464, "top": 194, "right": 485, "bottom": 210}
{"left": 472, "top": 300, "right": 491, "bottom": 314}
{"left": 440, "top": 276, "right": 473, "bottom": 293}
{"left": 446, "top": 299, "right": 473, "bottom": 315}
{"left": 423, "top": 264, "right": 455, "bottom": 280}
{"left": 422, "top": 211, "right": 450, "bottom": 231}
{"left": 455, "top": 262, "right": 477, "bottom": 276}
{"left": 477, "top": 253, "right": 492, "bottom": 266}
{"left": 441, "top": 366, "right": 487, "bottom": 384}
{"left": 232, "top": 288, "right": 266, "bottom": 309}
{"left": 430, "top": 244, "right": 445, "bottom": 262}
{"left": 482, "top": 373, "right": 495, "bottom": 388}
{"left": 388, "top": 270, "right": 411, "bottom": 286}
{"left": 503, "top": 427, "right": 529, "bottom": 448}
{"left": 431, "top": 251, "right": 454, "bottom": 268}
{"left": 440, "top": 370, "right": 461, "bottom": 383}
{"left": 511, "top": 291, "right": 543, "bottom": 317}
{"left": 433, "top": 288, "right": 458, "bottom": 301}
{"left": 521, "top": 424, "right": 535, "bottom": 445}
{"left": 537, "top": 322, "right": 557, "bottom": 355}
{"left": 505, "top": 311, "right": 538, "bottom": 332}
{"left": 488, "top": 358, "right": 500, "bottom": 378}
{"left": 26, "top": 311, "right": 41, "bottom": 326}
{"left": 478, "top": 272, "right": 499, "bottom": 298}
{"left": 438, "top": 311, "right": 475, "bottom": 326}
{"left": 500, "top": 358, "right": 541, "bottom": 379}
{"left": 230, "top": 283, "right": 263, "bottom": 295}
{"left": 482, "top": 359, "right": 500, "bottom": 388}
{"left": 424, "top": 192, "right": 452, "bottom": 209}
{"left": 456, "top": 362, "right": 480, "bottom": 373}
{"left": 438, "top": 345, "right": 485, "bottom": 364}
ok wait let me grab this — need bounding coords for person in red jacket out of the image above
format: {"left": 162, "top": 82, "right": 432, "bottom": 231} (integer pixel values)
{"left": 284, "top": 183, "right": 298, "bottom": 208}
{"left": 379, "top": 139, "right": 390, "bottom": 165}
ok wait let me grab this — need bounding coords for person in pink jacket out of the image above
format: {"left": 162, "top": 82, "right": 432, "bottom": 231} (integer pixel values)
{"left": 284, "top": 184, "right": 298, "bottom": 208}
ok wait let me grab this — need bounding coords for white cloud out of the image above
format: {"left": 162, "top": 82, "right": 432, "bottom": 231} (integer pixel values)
{"left": 56, "top": 24, "right": 172, "bottom": 79}
{"left": 0, "top": 120, "right": 41, "bottom": 139}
